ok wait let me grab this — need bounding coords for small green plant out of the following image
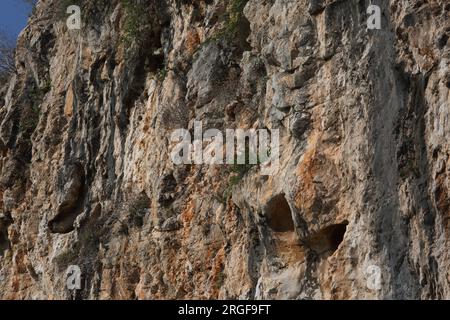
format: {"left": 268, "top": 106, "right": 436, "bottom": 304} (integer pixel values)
{"left": 222, "top": 0, "right": 248, "bottom": 40}
{"left": 121, "top": 0, "right": 151, "bottom": 45}
{"left": 222, "top": 163, "right": 252, "bottom": 199}
{"left": 191, "top": 0, "right": 250, "bottom": 62}
{"left": 204, "top": 0, "right": 249, "bottom": 45}
{"left": 19, "top": 80, "right": 49, "bottom": 137}
{"left": 156, "top": 67, "right": 167, "bottom": 81}
{"left": 221, "top": 145, "right": 260, "bottom": 201}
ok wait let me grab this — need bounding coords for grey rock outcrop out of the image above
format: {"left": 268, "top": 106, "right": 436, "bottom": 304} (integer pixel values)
{"left": 0, "top": 0, "right": 449, "bottom": 299}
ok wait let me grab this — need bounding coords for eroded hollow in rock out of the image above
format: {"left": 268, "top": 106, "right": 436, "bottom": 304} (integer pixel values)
{"left": 48, "top": 161, "right": 85, "bottom": 234}
{"left": 265, "top": 194, "right": 294, "bottom": 232}
{"left": 0, "top": 212, "right": 13, "bottom": 256}
{"left": 304, "top": 222, "right": 348, "bottom": 256}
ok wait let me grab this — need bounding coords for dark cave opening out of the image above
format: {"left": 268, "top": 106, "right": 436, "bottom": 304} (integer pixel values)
{"left": 0, "top": 212, "right": 13, "bottom": 256}
{"left": 324, "top": 223, "right": 348, "bottom": 252}
{"left": 265, "top": 194, "right": 294, "bottom": 233}
{"left": 304, "top": 222, "right": 348, "bottom": 255}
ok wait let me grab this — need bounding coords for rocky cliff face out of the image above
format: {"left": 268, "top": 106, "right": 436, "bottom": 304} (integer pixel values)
{"left": 0, "top": 0, "right": 449, "bottom": 300}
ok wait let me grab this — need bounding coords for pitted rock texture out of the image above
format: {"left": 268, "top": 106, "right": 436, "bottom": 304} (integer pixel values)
{"left": 0, "top": 0, "right": 449, "bottom": 299}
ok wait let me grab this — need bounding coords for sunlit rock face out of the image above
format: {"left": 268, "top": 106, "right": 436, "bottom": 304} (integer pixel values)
{"left": 0, "top": 0, "right": 449, "bottom": 299}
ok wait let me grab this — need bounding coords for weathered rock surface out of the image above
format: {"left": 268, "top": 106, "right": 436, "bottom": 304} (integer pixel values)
{"left": 0, "top": 0, "right": 449, "bottom": 299}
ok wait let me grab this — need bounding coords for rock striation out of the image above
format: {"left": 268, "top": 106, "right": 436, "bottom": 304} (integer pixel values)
{"left": 0, "top": 0, "right": 449, "bottom": 299}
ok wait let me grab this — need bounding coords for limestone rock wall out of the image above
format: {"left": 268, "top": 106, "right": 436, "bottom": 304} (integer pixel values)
{"left": 0, "top": 0, "right": 449, "bottom": 299}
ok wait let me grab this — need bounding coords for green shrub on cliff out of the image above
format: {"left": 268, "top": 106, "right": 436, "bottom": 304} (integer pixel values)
{"left": 121, "top": 0, "right": 152, "bottom": 45}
